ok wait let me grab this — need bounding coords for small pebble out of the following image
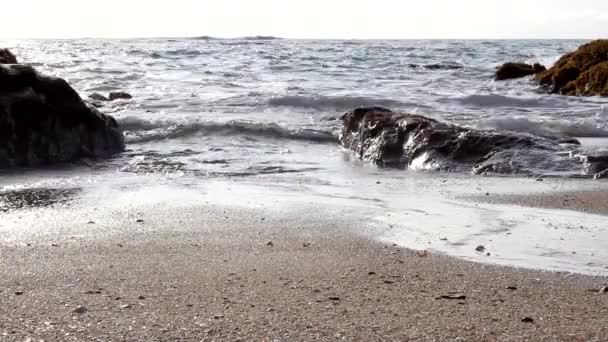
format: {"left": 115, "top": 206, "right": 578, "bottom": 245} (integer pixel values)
{"left": 120, "top": 304, "right": 132, "bottom": 309}
{"left": 521, "top": 317, "right": 534, "bottom": 323}
{"left": 599, "top": 286, "right": 608, "bottom": 294}
{"left": 328, "top": 296, "right": 340, "bottom": 301}
{"left": 73, "top": 306, "right": 88, "bottom": 314}
{"left": 14, "top": 291, "right": 24, "bottom": 296}
{"left": 303, "top": 242, "right": 311, "bottom": 247}
{"left": 138, "top": 295, "right": 146, "bottom": 300}
{"left": 266, "top": 241, "right": 274, "bottom": 247}
{"left": 476, "top": 245, "right": 486, "bottom": 252}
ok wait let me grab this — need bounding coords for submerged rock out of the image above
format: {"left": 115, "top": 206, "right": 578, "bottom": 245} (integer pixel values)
{"left": 339, "top": 107, "right": 608, "bottom": 177}
{"left": 495, "top": 62, "right": 546, "bottom": 81}
{"left": 0, "top": 49, "right": 17, "bottom": 64}
{"left": 0, "top": 64, "right": 125, "bottom": 168}
{"left": 536, "top": 40, "right": 608, "bottom": 96}
{"left": 109, "top": 91, "right": 133, "bottom": 101}
{"left": 89, "top": 93, "right": 110, "bottom": 101}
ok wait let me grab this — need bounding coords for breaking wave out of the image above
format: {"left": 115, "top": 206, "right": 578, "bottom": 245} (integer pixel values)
{"left": 118, "top": 117, "right": 338, "bottom": 144}
{"left": 481, "top": 117, "right": 608, "bottom": 138}
{"left": 267, "top": 95, "right": 407, "bottom": 111}
{"left": 453, "top": 94, "right": 561, "bottom": 108}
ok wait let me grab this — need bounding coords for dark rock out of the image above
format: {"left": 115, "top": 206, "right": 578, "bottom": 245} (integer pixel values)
{"left": 14, "top": 291, "right": 23, "bottom": 296}
{"left": 536, "top": 40, "right": 608, "bottom": 96}
{"left": 109, "top": 92, "right": 133, "bottom": 101}
{"left": 339, "top": 107, "right": 584, "bottom": 176}
{"left": 73, "top": 306, "right": 88, "bottom": 314}
{"left": 0, "top": 49, "right": 18, "bottom": 64}
{"left": 599, "top": 286, "right": 608, "bottom": 294}
{"left": 521, "top": 317, "right": 535, "bottom": 323}
{"left": 476, "top": 245, "right": 486, "bottom": 252}
{"left": 408, "top": 63, "right": 464, "bottom": 70}
{"left": 328, "top": 296, "right": 341, "bottom": 301}
{"left": 437, "top": 294, "right": 467, "bottom": 300}
{"left": 89, "top": 93, "right": 110, "bottom": 102}
{"left": 0, "top": 64, "right": 124, "bottom": 168}
{"left": 495, "top": 62, "right": 546, "bottom": 81}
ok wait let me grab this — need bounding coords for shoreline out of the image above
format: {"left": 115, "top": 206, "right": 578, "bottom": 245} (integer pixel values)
{"left": 1, "top": 185, "right": 608, "bottom": 340}
{"left": 473, "top": 189, "right": 608, "bottom": 216}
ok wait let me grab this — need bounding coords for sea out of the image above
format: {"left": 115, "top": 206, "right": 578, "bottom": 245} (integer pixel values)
{"left": 1, "top": 38, "right": 607, "bottom": 275}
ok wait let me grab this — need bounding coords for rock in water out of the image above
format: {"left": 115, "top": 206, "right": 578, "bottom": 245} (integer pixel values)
{"left": 0, "top": 64, "right": 125, "bottom": 168}
{"left": 339, "top": 107, "right": 593, "bottom": 176}
{"left": 536, "top": 39, "right": 608, "bottom": 96}
{"left": 89, "top": 93, "right": 110, "bottom": 102}
{"left": 495, "top": 62, "right": 546, "bottom": 81}
{"left": 0, "top": 49, "right": 17, "bottom": 64}
{"left": 109, "top": 92, "right": 133, "bottom": 101}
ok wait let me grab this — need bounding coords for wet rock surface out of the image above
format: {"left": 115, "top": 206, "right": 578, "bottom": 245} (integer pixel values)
{"left": 0, "top": 64, "right": 125, "bottom": 168}
{"left": 339, "top": 107, "right": 608, "bottom": 177}
{"left": 536, "top": 40, "right": 608, "bottom": 96}
{"left": 495, "top": 62, "right": 546, "bottom": 80}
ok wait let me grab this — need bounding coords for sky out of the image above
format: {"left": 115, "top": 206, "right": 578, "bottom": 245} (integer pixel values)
{"left": 2, "top": 0, "right": 608, "bottom": 39}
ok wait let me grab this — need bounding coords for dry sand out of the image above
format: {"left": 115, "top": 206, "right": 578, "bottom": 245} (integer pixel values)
{"left": 1, "top": 191, "right": 607, "bottom": 341}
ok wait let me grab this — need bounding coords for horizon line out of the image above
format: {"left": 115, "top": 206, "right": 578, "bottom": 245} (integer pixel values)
{"left": 0, "top": 35, "right": 599, "bottom": 41}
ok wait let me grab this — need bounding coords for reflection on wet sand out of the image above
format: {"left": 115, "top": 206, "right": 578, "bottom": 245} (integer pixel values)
{"left": 0, "top": 188, "right": 81, "bottom": 212}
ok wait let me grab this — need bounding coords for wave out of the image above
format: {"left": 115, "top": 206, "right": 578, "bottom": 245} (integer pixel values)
{"left": 190, "top": 36, "right": 218, "bottom": 40}
{"left": 118, "top": 117, "right": 338, "bottom": 144}
{"left": 407, "top": 63, "right": 464, "bottom": 70}
{"left": 481, "top": 117, "right": 608, "bottom": 138}
{"left": 453, "top": 94, "right": 560, "bottom": 108}
{"left": 267, "top": 95, "right": 407, "bottom": 111}
{"left": 242, "top": 36, "right": 282, "bottom": 40}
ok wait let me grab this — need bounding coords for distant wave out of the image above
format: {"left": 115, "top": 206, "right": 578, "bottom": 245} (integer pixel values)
{"left": 267, "top": 95, "right": 407, "bottom": 111}
{"left": 242, "top": 36, "right": 282, "bottom": 40}
{"left": 118, "top": 117, "right": 338, "bottom": 144}
{"left": 190, "top": 36, "right": 217, "bottom": 40}
{"left": 407, "top": 63, "right": 464, "bottom": 70}
{"left": 481, "top": 117, "right": 608, "bottom": 138}
{"left": 453, "top": 94, "right": 560, "bottom": 108}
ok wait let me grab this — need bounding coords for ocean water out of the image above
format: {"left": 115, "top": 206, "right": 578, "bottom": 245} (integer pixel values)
{"left": 1, "top": 38, "right": 608, "bottom": 275}
{"left": 3, "top": 38, "right": 608, "bottom": 180}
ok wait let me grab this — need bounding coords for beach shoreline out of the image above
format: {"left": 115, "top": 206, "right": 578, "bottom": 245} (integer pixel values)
{"left": 1, "top": 184, "right": 607, "bottom": 341}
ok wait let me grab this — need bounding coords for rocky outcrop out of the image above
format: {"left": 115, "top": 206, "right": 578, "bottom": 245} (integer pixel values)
{"left": 338, "top": 107, "right": 606, "bottom": 177}
{"left": 536, "top": 40, "right": 608, "bottom": 96}
{"left": 0, "top": 49, "right": 18, "bottom": 64}
{"left": 495, "top": 62, "right": 546, "bottom": 81}
{"left": 0, "top": 64, "right": 125, "bottom": 168}
{"left": 89, "top": 92, "right": 133, "bottom": 102}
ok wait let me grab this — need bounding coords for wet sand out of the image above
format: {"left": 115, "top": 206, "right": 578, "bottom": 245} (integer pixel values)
{"left": 1, "top": 193, "right": 607, "bottom": 341}
{"left": 479, "top": 189, "right": 608, "bottom": 216}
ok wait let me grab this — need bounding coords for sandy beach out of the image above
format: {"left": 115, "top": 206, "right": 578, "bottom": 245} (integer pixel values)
{"left": 1, "top": 183, "right": 607, "bottom": 341}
